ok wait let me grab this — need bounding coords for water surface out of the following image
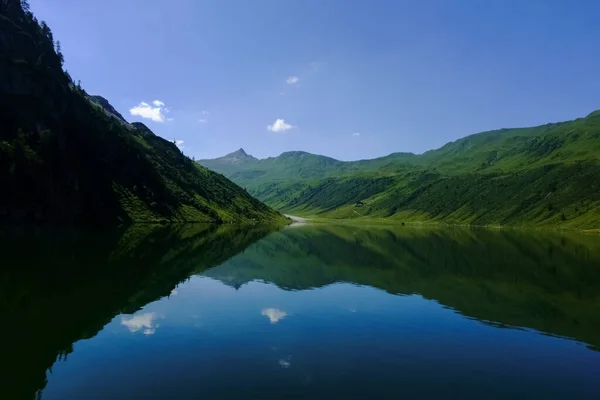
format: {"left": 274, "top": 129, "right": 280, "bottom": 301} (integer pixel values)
{"left": 2, "top": 224, "right": 600, "bottom": 399}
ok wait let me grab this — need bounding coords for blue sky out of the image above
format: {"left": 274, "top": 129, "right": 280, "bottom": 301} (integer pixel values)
{"left": 30, "top": 0, "right": 600, "bottom": 161}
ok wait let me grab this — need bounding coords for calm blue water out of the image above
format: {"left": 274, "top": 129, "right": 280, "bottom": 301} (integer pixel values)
{"left": 2, "top": 224, "right": 600, "bottom": 399}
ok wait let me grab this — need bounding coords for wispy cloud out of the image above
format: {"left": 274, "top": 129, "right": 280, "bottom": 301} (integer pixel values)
{"left": 175, "top": 140, "right": 184, "bottom": 149}
{"left": 352, "top": 132, "right": 361, "bottom": 136}
{"left": 121, "top": 312, "right": 160, "bottom": 335}
{"left": 286, "top": 76, "right": 299, "bottom": 85}
{"left": 261, "top": 308, "right": 287, "bottom": 324}
{"left": 309, "top": 61, "right": 326, "bottom": 72}
{"left": 267, "top": 119, "right": 293, "bottom": 133}
{"left": 198, "top": 110, "right": 209, "bottom": 123}
{"left": 130, "top": 100, "right": 170, "bottom": 123}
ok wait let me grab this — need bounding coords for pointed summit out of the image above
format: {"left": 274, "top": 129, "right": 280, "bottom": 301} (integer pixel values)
{"left": 233, "top": 148, "right": 248, "bottom": 156}
{"left": 198, "top": 148, "right": 258, "bottom": 170}
{"left": 224, "top": 147, "right": 253, "bottom": 160}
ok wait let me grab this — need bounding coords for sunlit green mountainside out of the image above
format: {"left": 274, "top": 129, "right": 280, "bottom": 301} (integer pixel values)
{"left": 203, "top": 224, "right": 600, "bottom": 350}
{"left": 199, "top": 111, "right": 600, "bottom": 229}
{"left": 0, "top": 224, "right": 276, "bottom": 399}
{"left": 0, "top": 1, "right": 282, "bottom": 223}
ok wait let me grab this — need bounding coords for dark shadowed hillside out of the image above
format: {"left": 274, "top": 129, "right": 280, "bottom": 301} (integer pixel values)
{"left": 0, "top": 0, "right": 283, "bottom": 224}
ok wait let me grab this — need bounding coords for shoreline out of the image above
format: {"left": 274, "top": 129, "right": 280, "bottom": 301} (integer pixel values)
{"left": 279, "top": 214, "right": 600, "bottom": 235}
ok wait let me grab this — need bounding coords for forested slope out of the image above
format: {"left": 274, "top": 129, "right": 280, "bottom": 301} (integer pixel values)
{"left": 0, "top": 0, "right": 283, "bottom": 224}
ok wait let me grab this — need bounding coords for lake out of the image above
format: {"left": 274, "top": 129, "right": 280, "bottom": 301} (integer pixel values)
{"left": 2, "top": 223, "right": 600, "bottom": 399}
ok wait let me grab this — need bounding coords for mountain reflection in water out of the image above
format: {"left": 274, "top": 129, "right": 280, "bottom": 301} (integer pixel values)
{"left": 2, "top": 224, "right": 599, "bottom": 399}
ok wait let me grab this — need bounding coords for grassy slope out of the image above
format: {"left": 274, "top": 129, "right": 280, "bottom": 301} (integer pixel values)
{"left": 199, "top": 111, "right": 600, "bottom": 229}
{"left": 0, "top": 1, "right": 283, "bottom": 224}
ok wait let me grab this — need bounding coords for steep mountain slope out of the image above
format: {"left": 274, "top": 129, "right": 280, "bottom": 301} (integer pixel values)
{"left": 0, "top": 1, "right": 283, "bottom": 224}
{"left": 199, "top": 111, "right": 600, "bottom": 229}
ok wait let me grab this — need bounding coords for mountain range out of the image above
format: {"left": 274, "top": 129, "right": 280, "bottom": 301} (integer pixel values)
{"left": 0, "top": 1, "right": 282, "bottom": 224}
{"left": 199, "top": 111, "right": 600, "bottom": 229}
{"left": 3, "top": 0, "right": 599, "bottom": 229}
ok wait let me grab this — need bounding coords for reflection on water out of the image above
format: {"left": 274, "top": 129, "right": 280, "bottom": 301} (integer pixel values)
{"left": 121, "top": 312, "right": 160, "bottom": 335}
{"left": 1, "top": 224, "right": 600, "bottom": 399}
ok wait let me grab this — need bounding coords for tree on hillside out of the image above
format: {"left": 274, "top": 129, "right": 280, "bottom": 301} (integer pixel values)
{"left": 55, "top": 40, "right": 64, "bottom": 65}
{"left": 40, "top": 20, "right": 53, "bottom": 44}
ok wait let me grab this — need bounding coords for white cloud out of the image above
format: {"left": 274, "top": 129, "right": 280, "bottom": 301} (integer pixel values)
{"left": 261, "top": 308, "right": 287, "bottom": 324}
{"left": 286, "top": 76, "right": 299, "bottom": 85}
{"left": 130, "top": 100, "right": 170, "bottom": 123}
{"left": 198, "top": 118, "right": 207, "bottom": 123}
{"left": 279, "top": 359, "right": 291, "bottom": 368}
{"left": 170, "top": 289, "right": 179, "bottom": 296}
{"left": 175, "top": 140, "right": 184, "bottom": 149}
{"left": 121, "top": 312, "right": 159, "bottom": 335}
{"left": 352, "top": 132, "right": 360, "bottom": 136}
{"left": 267, "top": 119, "right": 293, "bottom": 133}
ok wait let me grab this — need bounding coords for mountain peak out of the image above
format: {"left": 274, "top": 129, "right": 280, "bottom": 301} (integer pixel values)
{"left": 279, "top": 150, "right": 309, "bottom": 157}
{"left": 586, "top": 109, "right": 600, "bottom": 118}
{"left": 88, "top": 95, "right": 129, "bottom": 125}
{"left": 224, "top": 148, "right": 253, "bottom": 159}
{"left": 202, "top": 148, "right": 258, "bottom": 166}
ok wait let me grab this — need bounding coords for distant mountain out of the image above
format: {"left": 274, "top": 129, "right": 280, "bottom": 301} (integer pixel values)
{"left": 199, "top": 111, "right": 600, "bottom": 229}
{"left": 0, "top": 1, "right": 283, "bottom": 224}
{"left": 199, "top": 148, "right": 258, "bottom": 176}
{"left": 227, "top": 148, "right": 255, "bottom": 163}
{"left": 199, "top": 149, "right": 349, "bottom": 184}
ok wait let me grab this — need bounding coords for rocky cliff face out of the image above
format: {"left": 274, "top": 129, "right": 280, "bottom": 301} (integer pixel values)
{"left": 89, "top": 95, "right": 130, "bottom": 126}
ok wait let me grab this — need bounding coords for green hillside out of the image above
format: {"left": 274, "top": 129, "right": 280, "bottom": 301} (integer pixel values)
{"left": 199, "top": 111, "right": 600, "bottom": 229}
{"left": 0, "top": 1, "right": 283, "bottom": 224}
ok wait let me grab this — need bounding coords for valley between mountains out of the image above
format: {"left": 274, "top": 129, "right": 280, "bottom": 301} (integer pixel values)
{"left": 3, "top": 0, "right": 599, "bottom": 230}
{"left": 199, "top": 111, "right": 600, "bottom": 230}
